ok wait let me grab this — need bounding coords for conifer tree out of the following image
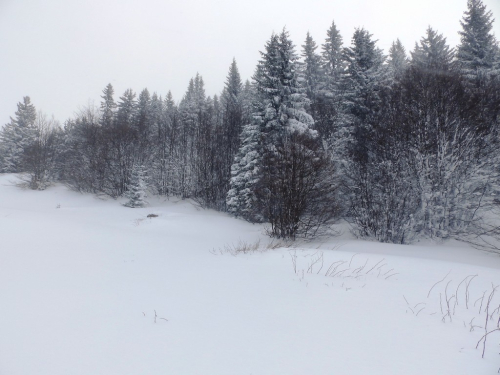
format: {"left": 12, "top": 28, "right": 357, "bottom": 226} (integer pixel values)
{"left": 219, "top": 59, "right": 244, "bottom": 210}
{"left": 116, "top": 89, "right": 138, "bottom": 129}
{"left": 342, "top": 28, "right": 387, "bottom": 166}
{"left": 135, "top": 88, "right": 153, "bottom": 166}
{"left": 387, "top": 39, "right": 409, "bottom": 79}
{"left": 221, "top": 59, "right": 244, "bottom": 170}
{"left": 0, "top": 97, "right": 37, "bottom": 173}
{"left": 253, "top": 30, "right": 315, "bottom": 144}
{"left": 316, "top": 20, "right": 345, "bottom": 141}
{"left": 301, "top": 32, "right": 323, "bottom": 102}
{"left": 411, "top": 27, "right": 454, "bottom": 71}
{"left": 340, "top": 28, "right": 391, "bottom": 234}
{"left": 457, "top": 0, "right": 500, "bottom": 81}
{"left": 229, "top": 29, "right": 338, "bottom": 237}
{"left": 107, "top": 88, "right": 138, "bottom": 196}
{"left": 321, "top": 21, "right": 344, "bottom": 93}
{"left": 240, "top": 80, "right": 255, "bottom": 124}
{"left": 124, "top": 165, "right": 147, "bottom": 208}
{"left": 100, "top": 83, "right": 116, "bottom": 127}
{"left": 226, "top": 121, "right": 261, "bottom": 220}
{"left": 137, "top": 89, "right": 151, "bottom": 137}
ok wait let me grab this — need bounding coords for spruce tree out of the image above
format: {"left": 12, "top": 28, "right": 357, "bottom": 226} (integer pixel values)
{"left": 220, "top": 59, "right": 244, "bottom": 210}
{"left": 411, "top": 27, "right": 454, "bottom": 71}
{"left": 135, "top": 88, "right": 153, "bottom": 165}
{"left": 100, "top": 83, "right": 116, "bottom": 127}
{"left": 106, "top": 88, "right": 138, "bottom": 196}
{"left": 220, "top": 59, "right": 244, "bottom": 170}
{"left": 316, "top": 20, "right": 345, "bottom": 141}
{"left": 124, "top": 165, "right": 147, "bottom": 208}
{"left": 301, "top": 32, "right": 323, "bottom": 102}
{"left": 116, "top": 89, "right": 138, "bottom": 129}
{"left": 229, "top": 29, "right": 337, "bottom": 237}
{"left": 340, "top": 28, "right": 391, "bottom": 236}
{"left": 240, "top": 80, "right": 255, "bottom": 125}
{"left": 457, "top": 0, "right": 500, "bottom": 81}
{"left": 387, "top": 39, "right": 409, "bottom": 79}
{"left": 226, "top": 121, "right": 262, "bottom": 220}
{"left": 178, "top": 74, "right": 208, "bottom": 198}
{"left": 342, "top": 28, "right": 387, "bottom": 166}
{"left": 321, "top": 21, "right": 344, "bottom": 93}
{"left": 253, "top": 30, "right": 315, "bottom": 144}
{"left": 0, "top": 96, "right": 37, "bottom": 173}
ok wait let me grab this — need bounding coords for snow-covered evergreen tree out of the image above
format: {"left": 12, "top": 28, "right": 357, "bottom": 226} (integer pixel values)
{"left": 0, "top": 97, "right": 37, "bottom": 173}
{"left": 254, "top": 30, "right": 315, "bottom": 144}
{"left": 228, "top": 29, "right": 337, "bottom": 237}
{"left": 457, "top": 0, "right": 500, "bottom": 81}
{"left": 239, "top": 80, "right": 255, "bottom": 125}
{"left": 124, "top": 165, "right": 147, "bottom": 208}
{"left": 226, "top": 121, "right": 262, "bottom": 220}
{"left": 321, "top": 21, "right": 344, "bottom": 94}
{"left": 217, "top": 59, "right": 245, "bottom": 210}
{"left": 411, "top": 27, "right": 454, "bottom": 72}
{"left": 387, "top": 39, "right": 409, "bottom": 80}
{"left": 136, "top": 88, "right": 153, "bottom": 164}
{"left": 105, "top": 88, "right": 138, "bottom": 196}
{"left": 116, "top": 89, "right": 138, "bottom": 129}
{"left": 342, "top": 28, "right": 388, "bottom": 166}
{"left": 309, "top": 21, "right": 345, "bottom": 140}
{"left": 177, "top": 74, "right": 208, "bottom": 199}
{"left": 301, "top": 32, "right": 323, "bottom": 102}
{"left": 220, "top": 59, "right": 244, "bottom": 169}
{"left": 340, "top": 28, "right": 393, "bottom": 238}
{"left": 100, "top": 83, "right": 116, "bottom": 127}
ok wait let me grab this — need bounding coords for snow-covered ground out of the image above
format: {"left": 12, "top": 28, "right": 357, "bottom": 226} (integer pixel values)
{"left": 1, "top": 173, "right": 500, "bottom": 375}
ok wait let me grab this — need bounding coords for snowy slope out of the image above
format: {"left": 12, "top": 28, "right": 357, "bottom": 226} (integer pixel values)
{"left": 1, "top": 173, "right": 499, "bottom": 375}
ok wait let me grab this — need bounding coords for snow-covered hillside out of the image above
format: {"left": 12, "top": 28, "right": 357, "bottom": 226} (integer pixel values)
{"left": 1, "top": 173, "right": 500, "bottom": 375}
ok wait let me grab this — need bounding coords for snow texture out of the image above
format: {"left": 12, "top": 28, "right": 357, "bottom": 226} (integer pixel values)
{"left": 1, "top": 173, "right": 500, "bottom": 374}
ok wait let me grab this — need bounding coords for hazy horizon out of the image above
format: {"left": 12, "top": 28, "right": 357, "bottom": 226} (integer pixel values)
{"left": 1, "top": 0, "right": 499, "bottom": 126}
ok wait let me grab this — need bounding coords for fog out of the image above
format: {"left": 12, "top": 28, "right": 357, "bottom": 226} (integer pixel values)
{"left": 0, "top": 0, "right": 499, "bottom": 126}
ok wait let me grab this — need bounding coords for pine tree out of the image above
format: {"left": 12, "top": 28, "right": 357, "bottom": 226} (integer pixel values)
{"left": 178, "top": 74, "right": 207, "bottom": 198}
{"left": 226, "top": 121, "right": 262, "bottom": 220}
{"left": 116, "top": 89, "right": 138, "bottom": 129}
{"left": 301, "top": 32, "right": 323, "bottom": 102}
{"left": 228, "top": 31, "right": 306, "bottom": 222}
{"left": 135, "top": 88, "right": 153, "bottom": 165}
{"left": 219, "top": 59, "right": 244, "bottom": 210}
{"left": 158, "top": 91, "right": 179, "bottom": 196}
{"left": 240, "top": 80, "right": 255, "bottom": 124}
{"left": 457, "top": 0, "right": 500, "bottom": 81}
{"left": 229, "top": 29, "right": 337, "bottom": 237}
{"left": 0, "top": 96, "right": 37, "bottom": 173}
{"left": 124, "top": 165, "right": 147, "bottom": 208}
{"left": 108, "top": 88, "right": 138, "bottom": 196}
{"left": 342, "top": 28, "right": 387, "bottom": 165}
{"left": 254, "top": 30, "right": 315, "bottom": 144}
{"left": 100, "top": 83, "right": 116, "bottom": 127}
{"left": 340, "top": 28, "right": 392, "bottom": 236}
{"left": 220, "top": 59, "right": 244, "bottom": 169}
{"left": 315, "top": 20, "right": 345, "bottom": 140}
{"left": 321, "top": 21, "right": 344, "bottom": 93}
{"left": 411, "top": 27, "right": 454, "bottom": 72}
{"left": 387, "top": 39, "right": 409, "bottom": 79}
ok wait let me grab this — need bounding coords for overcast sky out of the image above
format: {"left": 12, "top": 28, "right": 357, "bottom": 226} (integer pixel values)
{"left": 1, "top": 0, "right": 499, "bottom": 127}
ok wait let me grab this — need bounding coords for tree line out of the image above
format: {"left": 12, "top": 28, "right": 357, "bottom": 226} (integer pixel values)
{"left": 1, "top": 0, "right": 500, "bottom": 245}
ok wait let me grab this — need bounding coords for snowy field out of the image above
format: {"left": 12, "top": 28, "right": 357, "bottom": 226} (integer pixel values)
{"left": 1, "top": 173, "right": 500, "bottom": 375}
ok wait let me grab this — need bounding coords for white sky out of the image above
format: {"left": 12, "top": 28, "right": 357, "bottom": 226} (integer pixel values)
{"left": 1, "top": 0, "right": 499, "bottom": 126}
